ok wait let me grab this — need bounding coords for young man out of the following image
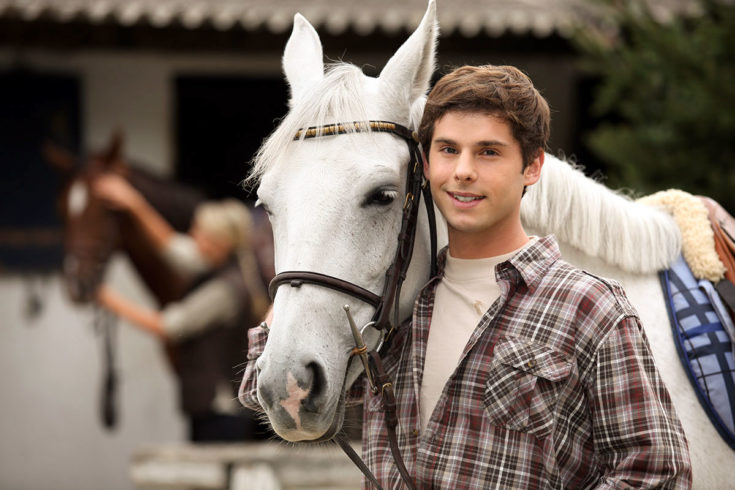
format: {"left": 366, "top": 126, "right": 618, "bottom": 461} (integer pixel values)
{"left": 357, "top": 65, "right": 691, "bottom": 487}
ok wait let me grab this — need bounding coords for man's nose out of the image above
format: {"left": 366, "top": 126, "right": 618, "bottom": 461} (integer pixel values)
{"left": 454, "top": 153, "right": 477, "bottom": 182}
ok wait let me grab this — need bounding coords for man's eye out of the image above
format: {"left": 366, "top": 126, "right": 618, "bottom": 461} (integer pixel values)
{"left": 440, "top": 146, "right": 457, "bottom": 154}
{"left": 481, "top": 149, "right": 498, "bottom": 156}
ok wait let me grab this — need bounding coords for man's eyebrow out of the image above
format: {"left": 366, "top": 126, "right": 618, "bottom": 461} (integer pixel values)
{"left": 476, "top": 140, "right": 509, "bottom": 147}
{"left": 432, "top": 137, "right": 509, "bottom": 147}
{"left": 433, "top": 137, "right": 456, "bottom": 145}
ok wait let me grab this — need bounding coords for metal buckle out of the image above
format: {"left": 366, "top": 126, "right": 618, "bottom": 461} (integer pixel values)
{"left": 403, "top": 192, "right": 414, "bottom": 210}
{"left": 361, "top": 321, "right": 384, "bottom": 352}
{"left": 344, "top": 305, "right": 384, "bottom": 392}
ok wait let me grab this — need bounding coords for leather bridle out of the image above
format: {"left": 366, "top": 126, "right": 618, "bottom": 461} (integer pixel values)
{"left": 268, "top": 120, "right": 438, "bottom": 490}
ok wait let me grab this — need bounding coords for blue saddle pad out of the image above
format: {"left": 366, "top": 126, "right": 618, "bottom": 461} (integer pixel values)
{"left": 660, "top": 255, "right": 735, "bottom": 449}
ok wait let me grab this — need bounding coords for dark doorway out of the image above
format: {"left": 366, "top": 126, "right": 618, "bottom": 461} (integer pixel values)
{"left": 175, "top": 76, "right": 289, "bottom": 202}
{"left": 0, "top": 69, "right": 80, "bottom": 271}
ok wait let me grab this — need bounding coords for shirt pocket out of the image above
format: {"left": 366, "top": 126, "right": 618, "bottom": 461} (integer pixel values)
{"left": 483, "top": 337, "right": 572, "bottom": 440}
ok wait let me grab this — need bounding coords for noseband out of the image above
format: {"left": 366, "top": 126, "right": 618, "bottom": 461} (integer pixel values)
{"left": 267, "top": 120, "right": 437, "bottom": 490}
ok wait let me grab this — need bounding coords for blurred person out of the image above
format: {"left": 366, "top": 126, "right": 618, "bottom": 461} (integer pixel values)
{"left": 93, "top": 174, "right": 270, "bottom": 442}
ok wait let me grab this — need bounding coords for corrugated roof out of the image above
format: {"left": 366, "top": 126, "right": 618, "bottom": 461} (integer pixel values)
{"left": 0, "top": 0, "right": 704, "bottom": 38}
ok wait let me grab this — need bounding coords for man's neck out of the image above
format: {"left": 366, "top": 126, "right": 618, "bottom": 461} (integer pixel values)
{"left": 448, "top": 224, "right": 530, "bottom": 259}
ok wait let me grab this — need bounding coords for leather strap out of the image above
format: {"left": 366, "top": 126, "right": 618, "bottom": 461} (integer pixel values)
{"left": 335, "top": 435, "right": 384, "bottom": 490}
{"left": 700, "top": 196, "right": 735, "bottom": 284}
{"left": 716, "top": 280, "right": 735, "bottom": 316}
{"left": 369, "top": 351, "right": 417, "bottom": 490}
{"left": 95, "top": 306, "right": 118, "bottom": 430}
{"left": 699, "top": 197, "right": 735, "bottom": 322}
{"left": 269, "top": 271, "right": 381, "bottom": 307}
{"left": 422, "top": 183, "right": 439, "bottom": 279}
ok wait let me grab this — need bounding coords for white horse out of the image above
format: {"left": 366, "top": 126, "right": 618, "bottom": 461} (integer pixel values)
{"left": 242, "top": 1, "right": 731, "bottom": 486}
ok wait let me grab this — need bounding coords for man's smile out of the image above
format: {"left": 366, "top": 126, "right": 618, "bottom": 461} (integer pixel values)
{"left": 448, "top": 191, "right": 485, "bottom": 204}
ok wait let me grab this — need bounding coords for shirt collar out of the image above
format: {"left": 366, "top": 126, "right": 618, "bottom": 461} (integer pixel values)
{"left": 435, "top": 235, "right": 561, "bottom": 294}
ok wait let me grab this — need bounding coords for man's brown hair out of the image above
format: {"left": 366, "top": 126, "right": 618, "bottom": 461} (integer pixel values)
{"left": 418, "top": 65, "right": 551, "bottom": 168}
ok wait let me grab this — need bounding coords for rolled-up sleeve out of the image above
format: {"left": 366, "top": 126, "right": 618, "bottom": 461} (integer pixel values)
{"left": 589, "top": 316, "right": 692, "bottom": 489}
{"left": 161, "top": 278, "right": 240, "bottom": 340}
{"left": 161, "top": 233, "right": 211, "bottom": 280}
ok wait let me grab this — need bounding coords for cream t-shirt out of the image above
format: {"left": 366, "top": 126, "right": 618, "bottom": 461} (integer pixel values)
{"left": 419, "top": 239, "right": 535, "bottom": 433}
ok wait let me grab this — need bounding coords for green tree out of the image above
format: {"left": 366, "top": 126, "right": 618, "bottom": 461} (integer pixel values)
{"left": 574, "top": 0, "right": 735, "bottom": 213}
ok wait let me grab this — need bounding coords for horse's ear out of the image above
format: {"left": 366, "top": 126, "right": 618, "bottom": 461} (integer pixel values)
{"left": 283, "top": 14, "right": 324, "bottom": 106}
{"left": 42, "top": 141, "right": 76, "bottom": 175}
{"left": 102, "top": 130, "right": 124, "bottom": 166}
{"left": 378, "top": 0, "right": 438, "bottom": 105}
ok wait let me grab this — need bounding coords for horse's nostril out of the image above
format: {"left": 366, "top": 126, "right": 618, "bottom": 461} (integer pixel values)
{"left": 259, "top": 384, "right": 276, "bottom": 409}
{"left": 302, "top": 361, "right": 326, "bottom": 412}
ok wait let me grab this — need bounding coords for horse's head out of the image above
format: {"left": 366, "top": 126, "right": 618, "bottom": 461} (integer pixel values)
{"left": 48, "top": 132, "right": 126, "bottom": 303}
{"left": 245, "top": 1, "right": 438, "bottom": 441}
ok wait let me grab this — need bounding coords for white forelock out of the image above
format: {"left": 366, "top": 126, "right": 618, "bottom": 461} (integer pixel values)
{"left": 249, "top": 64, "right": 372, "bottom": 186}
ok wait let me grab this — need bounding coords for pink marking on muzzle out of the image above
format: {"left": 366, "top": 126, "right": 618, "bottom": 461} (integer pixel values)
{"left": 280, "top": 372, "right": 310, "bottom": 430}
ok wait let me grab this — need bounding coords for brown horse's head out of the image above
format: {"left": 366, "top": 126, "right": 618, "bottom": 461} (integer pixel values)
{"left": 47, "top": 132, "right": 126, "bottom": 304}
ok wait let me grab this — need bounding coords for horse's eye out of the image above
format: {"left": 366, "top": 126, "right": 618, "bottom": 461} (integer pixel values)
{"left": 364, "top": 188, "right": 398, "bottom": 207}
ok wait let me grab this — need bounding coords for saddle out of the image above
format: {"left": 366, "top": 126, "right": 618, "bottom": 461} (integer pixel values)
{"left": 646, "top": 191, "right": 735, "bottom": 449}
{"left": 700, "top": 197, "right": 735, "bottom": 318}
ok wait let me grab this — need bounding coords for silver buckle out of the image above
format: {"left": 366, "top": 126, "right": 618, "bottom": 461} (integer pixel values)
{"left": 344, "top": 305, "right": 383, "bottom": 392}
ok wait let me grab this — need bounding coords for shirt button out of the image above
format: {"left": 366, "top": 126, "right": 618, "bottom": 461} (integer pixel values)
{"left": 526, "top": 359, "right": 536, "bottom": 369}
{"left": 413, "top": 429, "right": 419, "bottom": 436}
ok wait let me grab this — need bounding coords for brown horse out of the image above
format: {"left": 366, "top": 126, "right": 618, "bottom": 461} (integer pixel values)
{"left": 47, "top": 132, "right": 205, "bottom": 307}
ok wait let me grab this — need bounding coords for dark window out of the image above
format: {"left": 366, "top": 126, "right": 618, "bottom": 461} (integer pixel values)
{"left": 0, "top": 70, "right": 80, "bottom": 271}
{"left": 175, "top": 76, "right": 288, "bottom": 202}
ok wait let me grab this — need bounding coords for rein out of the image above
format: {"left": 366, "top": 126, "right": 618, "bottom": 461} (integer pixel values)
{"left": 94, "top": 304, "right": 118, "bottom": 430}
{"left": 268, "top": 120, "right": 437, "bottom": 490}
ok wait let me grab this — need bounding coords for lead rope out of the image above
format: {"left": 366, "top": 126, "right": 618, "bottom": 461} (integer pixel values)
{"left": 94, "top": 305, "right": 118, "bottom": 429}
{"left": 335, "top": 435, "right": 385, "bottom": 490}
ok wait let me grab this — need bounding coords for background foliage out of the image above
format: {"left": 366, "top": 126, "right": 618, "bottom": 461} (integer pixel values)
{"left": 574, "top": 0, "right": 735, "bottom": 213}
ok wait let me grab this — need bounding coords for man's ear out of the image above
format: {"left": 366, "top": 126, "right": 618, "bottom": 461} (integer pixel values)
{"left": 523, "top": 150, "right": 545, "bottom": 186}
{"left": 422, "top": 150, "right": 430, "bottom": 180}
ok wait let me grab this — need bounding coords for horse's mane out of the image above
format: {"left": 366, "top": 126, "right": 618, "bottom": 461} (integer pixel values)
{"left": 247, "top": 63, "right": 425, "bottom": 187}
{"left": 522, "top": 155, "right": 682, "bottom": 273}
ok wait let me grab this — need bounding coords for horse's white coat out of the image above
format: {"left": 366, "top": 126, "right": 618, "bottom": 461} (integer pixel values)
{"left": 244, "top": 0, "right": 731, "bottom": 485}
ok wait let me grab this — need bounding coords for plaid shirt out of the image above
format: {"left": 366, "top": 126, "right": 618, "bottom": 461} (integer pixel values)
{"left": 241, "top": 236, "right": 692, "bottom": 489}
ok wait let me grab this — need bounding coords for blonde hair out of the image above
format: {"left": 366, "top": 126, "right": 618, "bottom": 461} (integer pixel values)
{"left": 193, "top": 199, "right": 254, "bottom": 250}
{"left": 194, "top": 199, "right": 270, "bottom": 319}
